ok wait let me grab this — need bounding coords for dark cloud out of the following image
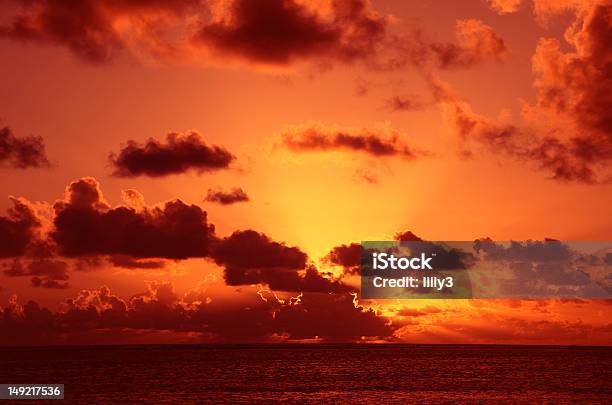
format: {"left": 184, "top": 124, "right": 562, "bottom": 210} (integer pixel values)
{"left": 212, "top": 230, "right": 348, "bottom": 293}
{"left": 325, "top": 242, "right": 361, "bottom": 275}
{"left": 0, "top": 197, "right": 42, "bottom": 257}
{"left": 280, "top": 123, "right": 423, "bottom": 159}
{"left": 3, "top": 258, "right": 69, "bottom": 289}
{"left": 193, "top": 0, "right": 386, "bottom": 65}
{"left": 0, "top": 126, "right": 50, "bottom": 169}
{"left": 0, "top": 0, "right": 387, "bottom": 67}
{"left": 109, "top": 131, "right": 235, "bottom": 177}
{"left": 0, "top": 0, "right": 205, "bottom": 63}
{"left": 51, "top": 177, "right": 216, "bottom": 259}
{"left": 205, "top": 188, "right": 249, "bottom": 205}
{"left": 0, "top": 282, "right": 394, "bottom": 345}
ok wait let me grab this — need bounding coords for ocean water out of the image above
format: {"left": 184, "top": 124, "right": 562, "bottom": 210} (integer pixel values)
{"left": 1, "top": 344, "right": 610, "bottom": 403}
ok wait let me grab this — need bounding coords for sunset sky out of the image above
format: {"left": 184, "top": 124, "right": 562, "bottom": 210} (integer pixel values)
{"left": 0, "top": 0, "right": 611, "bottom": 345}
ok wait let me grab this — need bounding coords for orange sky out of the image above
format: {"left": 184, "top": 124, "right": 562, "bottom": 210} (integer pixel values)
{"left": 0, "top": 0, "right": 610, "bottom": 345}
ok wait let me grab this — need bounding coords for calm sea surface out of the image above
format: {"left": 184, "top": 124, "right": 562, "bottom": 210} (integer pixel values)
{"left": 1, "top": 344, "right": 610, "bottom": 403}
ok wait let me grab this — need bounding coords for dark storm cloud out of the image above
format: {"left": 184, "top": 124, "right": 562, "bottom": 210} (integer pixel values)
{"left": 110, "top": 131, "right": 235, "bottom": 177}
{"left": 281, "top": 123, "right": 423, "bottom": 159}
{"left": 212, "top": 230, "right": 348, "bottom": 293}
{"left": 205, "top": 188, "right": 250, "bottom": 205}
{"left": 0, "top": 126, "right": 50, "bottom": 169}
{"left": 193, "top": 0, "right": 386, "bottom": 64}
{"left": 51, "top": 177, "right": 216, "bottom": 259}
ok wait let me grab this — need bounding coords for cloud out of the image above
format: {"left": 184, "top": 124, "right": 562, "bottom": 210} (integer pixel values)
{"left": 212, "top": 230, "right": 348, "bottom": 293}
{"left": 0, "top": 0, "right": 206, "bottom": 63}
{"left": 2, "top": 178, "right": 356, "bottom": 293}
{"left": 394, "top": 230, "right": 476, "bottom": 270}
{"left": 474, "top": 238, "right": 574, "bottom": 263}
{"left": 394, "top": 19, "right": 509, "bottom": 71}
{"left": 193, "top": 0, "right": 386, "bottom": 65}
{"left": 280, "top": 122, "right": 424, "bottom": 159}
{"left": 430, "top": 19, "right": 509, "bottom": 69}
{"left": 324, "top": 242, "right": 361, "bottom": 275}
{"left": 110, "top": 131, "right": 235, "bottom": 177}
{"left": 0, "top": 281, "right": 394, "bottom": 345}
{"left": 205, "top": 188, "right": 250, "bottom": 205}
{"left": 0, "top": 197, "right": 42, "bottom": 257}
{"left": 431, "top": 2, "right": 612, "bottom": 183}
{"left": 3, "top": 258, "right": 69, "bottom": 289}
{"left": 0, "top": 126, "right": 50, "bottom": 169}
{"left": 525, "top": 0, "right": 612, "bottom": 182}
{"left": 431, "top": 75, "right": 604, "bottom": 183}
{"left": 488, "top": 0, "right": 522, "bottom": 15}
{"left": 0, "top": 0, "right": 386, "bottom": 67}
{"left": 51, "top": 177, "right": 216, "bottom": 259}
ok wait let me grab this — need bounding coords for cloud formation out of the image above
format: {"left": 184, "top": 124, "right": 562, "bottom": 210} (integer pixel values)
{"left": 213, "top": 230, "right": 348, "bottom": 293}
{"left": 205, "top": 188, "right": 250, "bottom": 205}
{"left": 325, "top": 242, "right": 361, "bottom": 275}
{"left": 110, "top": 131, "right": 235, "bottom": 177}
{"left": 51, "top": 177, "right": 216, "bottom": 258}
{"left": 0, "top": 0, "right": 205, "bottom": 63}
{"left": 0, "top": 281, "right": 393, "bottom": 345}
{"left": 4, "top": 259, "right": 69, "bottom": 289}
{"left": 430, "top": 19, "right": 509, "bottom": 69}
{"left": 0, "top": 197, "right": 42, "bottom": 257}
{"left": 0, "top": 0, "right": 386, "bottom": 67}
{"left": 432, "top": 1, "right": 612, "bottom": 183}
{"left": 280, "top": 122, "right": 424, "bottom": 159}
{"left": 0, "top": 126, "right": 50, "bottom": 169}
{"left": 194, "top": 0, "right": 386, "bottom": 65}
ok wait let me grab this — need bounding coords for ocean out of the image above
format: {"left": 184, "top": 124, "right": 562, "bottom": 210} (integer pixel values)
{"left": 1, "top": 344, "right": 610, "bottom": 403}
